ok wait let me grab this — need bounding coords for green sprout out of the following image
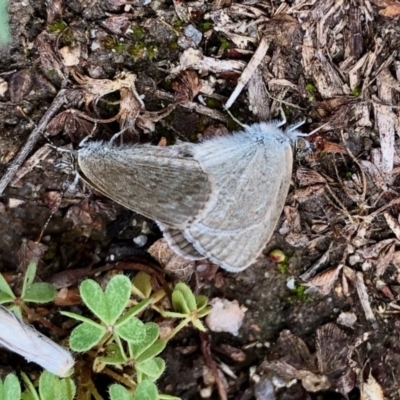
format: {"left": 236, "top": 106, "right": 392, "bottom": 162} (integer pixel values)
{"left": 109, "top": 381, "right": 179, "bottom": 400}
{"left": 219, "top": 37, "right": 231, "bottom": 50}
{"left": 201, "top": 22, "right": 213, "bottom": 32}
{"left": 305, "top": 83, "right": 316, "bottom": 101}
{"left": 0, "top": 371, "right": 75, "bottom": 400}
{"left": 48, "top": 20, "right": 67, "bottom": 33}
{"left": 269, "top": 249, "right": 289, "bottom": 274}
{"left": 0, "top": 262, "right": 57, "bottom": 317}
{"left": 61, "top": 274, "right": 186, "bottom": 399}
{"left": 1, "top": 267, "right": 210, "bottom": 399}
{"left": 132, "top": 26, "right": 144, "bottom": 39}
{"left": 102, "top": 36, "right": 125, "bottom": 52}
{"left": 0, "top": 374, "right": 20, "bottom": 400}
{"left": 289, "top": 282, "right": 308, "bottom": 302}
{"left": 158, "top": 283, "right": 212, "bottom": 339}
{"left": 351, "top": 86, "right": 361, "bottom": 97}
{"left": 60, "top": 275, "right": 151, "bottom": 353}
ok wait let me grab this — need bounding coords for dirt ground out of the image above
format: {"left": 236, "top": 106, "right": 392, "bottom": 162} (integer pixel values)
{"left": 1, "top": 0, "right": 400, "bottom": 399}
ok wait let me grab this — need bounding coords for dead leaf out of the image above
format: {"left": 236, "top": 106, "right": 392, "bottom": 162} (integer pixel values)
{"left": 306, "top": 265, "right": 343, "bottom": 296}
{"left": 148, "top": 239, "right": 195, "bottom": 281}
{"left": 65, "top": 199, "right": 105, "bottom": 234}
{"left": 375, "top": 242, "right": 395, "bottom": 276}
{"left": 375, "top": 0, "right": 400, "bottom": 17}
{"left": 44, "top": 191, "right": 63, "bottom": 214}
{"left": 196, "top": 262, "right": 219, "bottom": 282}
{"left": 172, "top": 70, "right": 202, "bottom": 103}
{"left": 296, "top": 167, "right": 327, "bottom": 186}
{"left": 9, "top": 69, "right": 33, "bottom": 103}
{"left": 216, "top": 344, "right": 246, "bottom": 363}
{"left": 261, "top": 324, "right": 354, "bottom": 396}
{"left": 262, "top": 14, "right": 301, "bottom": 48}
{"left": 36, "top": 32, "right": 67, "bottom": 85}
{"left": 72, "top": 70, "right": 134, "bottom": 109}
{"left": 59, "top": 45, "right": 81, "bottom": 67}
{"left": 17, "top": 240, "right": 48, "bottom": 273}
{"left": 100, "top": 15, "right": 131, "bottom": 35}
{"left": 54, "top": 287, "right": 81, "bottom": 306}
{"left": 202, "top": 124, "right": 229, "bottom": 140}
{"left": 293, "top": 184, "right": 325, "bottom": 202}
{"left": 321, "top": 140, "right": 346, "bottom": 154}
{"left": 384, "top": 212, "right": 400, "bottom": 240}
{"left": 316, "top": 324, "right": 349, "bottom": 379}
{"left": 260, "top": 330, "right": 331, "bottom": 392}
{"left": 360, "top": 373, "right": 384, "bottom": 400}
{"left": 47, "top": 110, "right": 94, "bottom": 142}
{"left": 157, "top": 137, "right": 167, "bottom": 147}
{"left": 381, "top": 4, "right": 400, "bottom": 16}
{"left": 360, "top": 160, "right": 386, "bottom": 190}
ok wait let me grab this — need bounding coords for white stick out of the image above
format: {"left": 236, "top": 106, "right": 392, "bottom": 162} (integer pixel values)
{"left": 0, "top": 307, "right": 74, "bottom": 377}
{"left": 225, "top": 37, "right": 269, "bottom": 109}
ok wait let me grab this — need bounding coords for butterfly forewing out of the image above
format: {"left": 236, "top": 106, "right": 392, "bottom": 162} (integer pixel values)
{"left": 78, "top": 142, "right": 213, "bottom": 228}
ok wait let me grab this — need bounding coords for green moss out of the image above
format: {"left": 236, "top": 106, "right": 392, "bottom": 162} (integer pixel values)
{"left": 102, "top": 36, "right": 118, "bottom": 49}
{"left": 114, "top": 43, "right": 125, "bottom": 53}
{"left": 127, "top": 41, "right": 158, "bottom": 59}
{"left": 147, "top": 44, "right": 158, "bottom": 59}
{"left": 305, "top": 83, "right": 316, "bottom": 101}
{"left": 277, "top": 262, "right": 289, "bottom": 274}
{"left": 205, "top": 98, "right": 220, "bottom": 109}
{"left": 201, "top": 22, "right": 213, "bottom": 31}
{"left": 100, "top": 36, "right": 125, "bottom": 53}
{"left": 351, "top": 86, "right": 361, "bottom": 97}
{"left": 305, "top": 83, "right": 315, "bottom": 92}
{"left": 169, "top": 41, "right": 179, "bottom": 51}
{"left": 127, "top": 42, "right": 146, "bottom": 58}
{"left": 282, "top": 107, "right": 292, "bottom": 119}
{"left": 289, "top": 282, "right": 309, "bottom": 302}
{"left": 132, "top": 26, "right": 144, "bottom": 39}
{"left": 61, "top": 28, "right": 75, "bottom": 46}
{"left": 48, "top": 19, "right": 67, "bottom": 33}
{"left": 219, "top": 37, "right": 231, "bottom": 50}
{"left": 173, "top": 19, "right": 184, "bottom": 31}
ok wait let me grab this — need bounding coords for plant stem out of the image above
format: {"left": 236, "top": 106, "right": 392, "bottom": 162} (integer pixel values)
{"left": 164, "top": 317, "right": 191, "bottom": 341}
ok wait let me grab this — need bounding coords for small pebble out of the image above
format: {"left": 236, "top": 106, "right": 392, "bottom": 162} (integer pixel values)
{"left": 133, "top": 234, "right": 147, "bottom": 247}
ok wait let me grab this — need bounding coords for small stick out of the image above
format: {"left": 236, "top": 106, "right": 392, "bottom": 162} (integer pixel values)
{"left": 225, "top": 36, "right": 269, "bottom": 109}
{"left": 156, "top": 90, "right": 227, "bottom": 122}
{"left": 0, "top": 90, "right": 67, "bottom": 196}
{"left": 340, "top": 130, "right": 367, "bottom": 202}
{"left": 200, "top": 332, "right": 228, "bottom": 400}
{"left": 355, "top": 272, "right": 378, "bottom": 329}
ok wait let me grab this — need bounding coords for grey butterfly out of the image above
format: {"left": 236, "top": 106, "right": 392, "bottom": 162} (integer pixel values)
{"left": 77, "top": 122, "right": 304, "bottom": 272}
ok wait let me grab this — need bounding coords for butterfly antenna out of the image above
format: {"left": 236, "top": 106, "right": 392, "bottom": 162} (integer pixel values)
{"left": 303, "top": 121, "right": 330, "bottom": 137}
